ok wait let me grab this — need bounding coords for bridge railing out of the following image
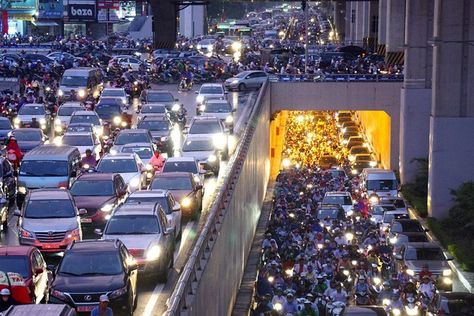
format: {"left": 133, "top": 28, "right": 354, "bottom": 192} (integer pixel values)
{"left": 269, "top": 73, "right": 404, "bottom": 82}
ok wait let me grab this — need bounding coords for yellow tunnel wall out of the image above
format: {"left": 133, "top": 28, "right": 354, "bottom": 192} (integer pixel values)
{"left": 269, "top": 111, "right": 288, "bottom": 179}
{"left": 356, "top": 111, "right": 391, "bottom": 169}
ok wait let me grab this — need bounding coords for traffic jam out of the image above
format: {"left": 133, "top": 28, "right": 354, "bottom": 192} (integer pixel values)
{"left": 253, "top": 111, "right": 467, "bottom": 316}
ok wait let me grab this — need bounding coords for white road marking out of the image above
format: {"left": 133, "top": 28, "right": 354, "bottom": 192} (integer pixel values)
{"left": 179, "top": 221, "right": 195, "bottom": 253}
{"left": 142, "top": 283, "right": 165, "bottom": 316}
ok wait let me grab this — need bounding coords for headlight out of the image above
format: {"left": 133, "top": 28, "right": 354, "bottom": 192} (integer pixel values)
{"left": 83, "top": 163, "right": 90, "bottom": 169}
{"left": 193, "top": 175, "right": 200, "bottom": 183}
{"left": 45, "top": 86, "right": 51, "bottom": 92}
{"left": 348, "top": 154, "right": 356, "bottom": 162}
{"left": 54, "top": 118, "right": 61, "bottom": 125}
{"left": 109, "top": 286, "right": 127, "bottom": 299}
{"left": 443, "top": 277, "right": 452, "bottom": 285}
{"left": 66, "top": 228, "right": 81, "bottom": 239}
{"left": 146, "top": 164, "right": 153, "bottom": 171}
{"left": 231, "top": 79, "right": 239, "bottom": 84}
{"left": 382, "top": 298, "right": 391, "bottom": 306}
{"left": 129, "top": 177, "right": 140, "bottom": 188}
{"left": 346, "top": 210, "right": 353, "bottom": 216}
{"left": 181, "top": 197, "right": 192, "bottom": 208}
{"left": 18, "top": 186, "right": 27, "bottom": 194}
{"left": 101, "top": 204, "right": 113, "bottom": 213}
{"left": 405, "top": 305, "right": 419, "bottom": 316}
{"left": 208, "top": 154, "right": 217, "bottom": 163}
{"left": 196, "top": 44, "right": 202, "bottom": 50}
{"left": 39, "top": 118, "right": 46, "bottom": 125}
{"left": 55, "top": 125, "right": 63, "bottom": 133}
{"left": 57, "top": 89, "right": 64, "bottom": 97}
{"left": 343, "top": 270, "right": 350, "bottom": 276}
{"left": 285, "top": 269, "right": 293, "bottom": 277}
{"left": 13, "top": 117, "right": 20, "bottom": 124}
{"left": 351, "top": 169, "right": 358, "bottom": 175}
{"left": 406, "top": 269, "right": 415, "bottom": 276}
{"left": 273, "top": 302, "right": 282, "bottom": 311}
{"left": 369, "top": 195, "right": 379, "bottom": 204}
{"left": 213, "top": 134, "right": 226, "bottom": 150}
{"left": 392, "top": 308, "right": 401, "bottom": 316}
{"left": 78, "top": 89, "right": 86, "bottom": 98}
{"left": 389, "top": 237, "right": 398, "bottom": 244}
{"left": 199, "top": 104, "right": 206, "bottom": 112}
{"left": 196, "top": 95, "right": 204, "bottom": 103}
{"left": 231, "top": 41, "right": 242, "bottom": 51}
{"left": 345, "top": 232, "right": 354, "bottom": 241}
{"left": 19, "top": 227, "right": 34, "bottom": 238}
{"left": 172, "top": 103, "right": 180, "bottom": 111}
{"left": 369, "top": 161, "right": 377, "bottom": 167}
{"left": 443, "top": 269, "right": 452, "bottom": 276}
{"left": 373, "top": 277, "right": 381, "bottom": 285}
{"left": 225, "top": 115, "right": 234, "bottom": 124}
{"left": 113, "top": 116, "right": 122, "bottom": 125}
{"left": 146, "top": 245, "right": 161, "bottom": 261}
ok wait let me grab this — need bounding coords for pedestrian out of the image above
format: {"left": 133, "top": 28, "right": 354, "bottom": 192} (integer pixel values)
{"left": 90, "top": 294, "right": 113, "bottom": 316}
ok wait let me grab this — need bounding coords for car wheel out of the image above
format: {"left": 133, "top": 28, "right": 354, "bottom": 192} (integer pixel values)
{"left": 238, "top": 83, "right": 246, "bottom": 91}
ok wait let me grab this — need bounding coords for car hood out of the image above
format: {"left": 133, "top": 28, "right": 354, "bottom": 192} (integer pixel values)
{"left": 73, "top": 196, "right": 116, "bottom": 209}
{"left": 181, "top": 150, "right": 214, "bottom": 162}
{"left": 102, "top": 235, "right": 158, "bottom": 251}
{"left": 17, "top": 140, "right": 42, "bottom": 151}
{"left": 150, "top": 131, "right": 169, "bottom": 139}
{"left": 22, "top": 217, "right": 78, "bottom": 232}
{"left": 52, "top": 273, "right": 126, "bottom": 293}
{"left": 202, "top": 112, "right": 230, "bottom": 120}
{"left": 405, "top": 260, "right": 449, "bottom": 274}
{"left": 17, "top": 115, "right": 46, "bottom": 122}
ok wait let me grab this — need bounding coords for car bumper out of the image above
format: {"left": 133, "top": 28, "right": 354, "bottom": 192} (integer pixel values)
{"left": 80, "top": 211, "right": 109, "bottom": 229}
{"left": 19, "top": 237, "right": 76, "bottom": 253}
{"left": 135, "top": 258, "right": 162, "bottom": 274}
{"left": 224, "top": 82, "right": 239, "bottom": 90}
{"left": 50, "top": 293, "right": 131, "bottom": 314}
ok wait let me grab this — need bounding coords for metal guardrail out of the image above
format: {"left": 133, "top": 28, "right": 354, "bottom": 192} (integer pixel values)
{"left": 163, "top": 81, "right": 269, "bottom": 315}
{"left": 269, "top": 73, "right": 404, "bottom": 82}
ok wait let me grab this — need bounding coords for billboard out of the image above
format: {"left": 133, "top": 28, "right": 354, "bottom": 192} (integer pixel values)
{"left": 67, "top": 0, "right": 96, "bottom": 22}
{"left": 38, "top": 0, "right": 63, "bottom": 19}
{"left": 4, "top": 0, "right": 38, "bottom": 11}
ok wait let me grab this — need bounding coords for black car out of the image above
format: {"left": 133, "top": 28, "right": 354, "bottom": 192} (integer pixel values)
{"left": 49, "top": 239, "right": 138, "bottom": 315}
{"left": 96, "top": 97, "right": 132, "bottom": 129}
{"left": 0, "top": 117, "right": 13, "bottom": 143}
{"left": 317, "top": 204, "right": 346, "bottom": 220}
{"left": 23, "top": 53, "right": 53, "bottom": 65}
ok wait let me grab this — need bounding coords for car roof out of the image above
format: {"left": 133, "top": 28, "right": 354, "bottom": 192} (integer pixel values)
{"left": 129, "top": 190, "right": 168, "bottom": 197}
{"left": 24, "top": 145, "right": 78, "bottom": 160}
{"left": 0, "top": 246, "right": 35, "bottom": 256}
{"left": 191, "top": 116, "right": 220, "bottom": 122}
{"left": 166, "top": 157, "right": 197, "bottom": 162}
{"left": 29, "top": 189, "right": 71, "bottom": 200}
{"left": 69, "top": 239, "right": 121, "bottom": 252}
{"left": 153, "top": 172, "right": 192, "bottom": 178}
{"left": 405, "top": 242, "right": 441, "bottom": 249}
{"left": 140, "top": 115, "right": 169, "bottom": 122}
{"left": 118, "top": 129, "right": 148, "bottom": 134}
{"left": 200, "top": 83, "right": 223, "bottom": 88}
{"left": 324, "top": 191, "right": 350, "bottom": 196}
{"left": 13, "top": 128, "right": 41, "bottom": 133}
{"left": 103, "top": 153, "right": 136, "bottom": 159}
{"left": 21, "top": 103, "right": 44, "bottom": 107}
{"left": 72, "top": 110, "right": 98, "bottom": 116}
{"left": 59, "top": 102, "right": 82, "bottom": 108}
{"left": 114, "top": 203, "right": 159, "bottom": 216}
{"left": 121, "top": 142, "right": 152, "bottom": 148}
{"left": 146, "top": 90, "right": 173, "bottom": 94}
{"left": 76, "top": 173, "right": 118, "bottom": 181}
{"left": 63, "top": 67, "right": 98, "bottom": 75}
{"left": 63, "top": 132, "right": 92, "bottom": 137}
{"left": 205, "top": 98, "right": 230, "bottom": 104}
{"left": 184, "top": 134, "right": 214, "bottom": 141}
{"left": 103, "top": 87, "right": 125, "bottom": 91}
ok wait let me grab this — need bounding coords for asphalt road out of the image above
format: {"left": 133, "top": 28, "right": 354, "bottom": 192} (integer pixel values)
{"left": 0, "top": 83, "right": 259, "bottom": 315}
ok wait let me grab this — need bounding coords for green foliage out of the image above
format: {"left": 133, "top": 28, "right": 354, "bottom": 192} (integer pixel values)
{"left": 401, "top": 158, "right": 428, "bottom": 217}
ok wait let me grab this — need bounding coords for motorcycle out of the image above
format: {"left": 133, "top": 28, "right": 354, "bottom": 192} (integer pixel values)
{"left": 355, "top": 290, "right": 371, "bottom": 305}
{"left": 178, "top": 77, "right": 193, "bottom": 91}
{"left": 325, "top": 301, "right": 346, "bottom": 316}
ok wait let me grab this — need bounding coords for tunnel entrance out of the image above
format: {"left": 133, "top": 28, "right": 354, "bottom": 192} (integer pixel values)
{"left": 270, "top": 110, "right": 392, "bottom": 178}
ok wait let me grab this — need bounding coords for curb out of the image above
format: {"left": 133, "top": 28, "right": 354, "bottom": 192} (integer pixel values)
{"left": 407, "top": 207, "right": 474, "bottom": 293}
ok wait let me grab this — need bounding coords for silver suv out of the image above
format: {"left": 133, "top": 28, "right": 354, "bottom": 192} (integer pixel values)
{"left": 187, "top": 116, "right": 229, "bottom": 159}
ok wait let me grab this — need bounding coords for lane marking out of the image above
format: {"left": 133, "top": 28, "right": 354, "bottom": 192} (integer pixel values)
{"left": 179, "top": 221, "right": 195, "bottom": 253}
{"left": 142, "top": 283, "right": 165, "bottom": 316}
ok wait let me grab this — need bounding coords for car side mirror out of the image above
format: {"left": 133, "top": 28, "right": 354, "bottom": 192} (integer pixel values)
{"left": 165, "top": 227, "right": 174, "bottom": 235}
{"left": 394, "top": 254, "right": 402, "bottom": 260}
{"left": 14, "top": 209, "right": 21, "bottom": 216}
{"left": 195, "top": 184, "right": 203, "bottom": 191}
{"left": 34, "top": 267, "right": 44, "bottom": 275}
{"left": 78, "top": 208, "right": 87, "bottom": 215}
{"left": 94, "top": 228, "right": 103, "bottom": 236}
{"left": 174, "top": 98, "right": 179, "bottom": 101}
{"left": 232, "top": 108, "right": 236, "bottom": 112}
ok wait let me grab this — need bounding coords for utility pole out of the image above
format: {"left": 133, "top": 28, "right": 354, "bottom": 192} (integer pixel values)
{"left": 302, "top": 0, "right": 308, "bottom": 74}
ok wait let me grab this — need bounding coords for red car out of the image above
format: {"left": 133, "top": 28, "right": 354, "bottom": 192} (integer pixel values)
{"left": 0, "top": 246, "right": 50, "bottom": 303}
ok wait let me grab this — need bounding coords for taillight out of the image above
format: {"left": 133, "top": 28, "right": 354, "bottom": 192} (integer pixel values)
{"left": 57, "top": 181, "right": 68, "bottom": 189}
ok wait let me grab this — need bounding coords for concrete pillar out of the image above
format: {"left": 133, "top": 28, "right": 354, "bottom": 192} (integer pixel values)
{"left": 333, "top": 0, "right": 346, "bottom": 42}
{"left": 364, "top": 0, "right": 379, "bottom": 52}
{"left": 152, "top": 0, "right": 177, "bottom": 49}
{"left": 399, "top": 0, "right": 433, "bottom": 184}
{"left": 378, "top": 0, "right": 388, "bottom": 54}
{"left": 345, "top": 2, "right": 352, "bottom": 43}
{"left": 386, "top": 0, "right": 405, "bottom": 65}
{"left": 428, "top": 0, "right": 474, "bottom": 218}
{"left": 354, "top": 1, "right": 365, "bottom": 44}
{"left": 346, "top": 2, "right": 357, "bottom": 44}
{"left": 179, "top": 5, "right": 206, "bottom": 38}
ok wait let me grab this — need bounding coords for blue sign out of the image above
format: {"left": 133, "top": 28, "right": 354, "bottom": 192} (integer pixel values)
{"left": 38, "top": 0, "right": 63, "bottom": 19}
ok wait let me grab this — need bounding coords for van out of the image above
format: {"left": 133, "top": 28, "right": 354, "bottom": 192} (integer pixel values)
{"left": 360, "top": 168, "right": 398, "bottom": 199}
{"left": 17, "top": 145, "right": 81, "bottom": 207}
{"left": 58, "top": 67, "right": 104, "bottom": 100}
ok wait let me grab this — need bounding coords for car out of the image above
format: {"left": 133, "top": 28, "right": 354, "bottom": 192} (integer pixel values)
{"left": 198, "top": 98, "right": 235, "bottom": 134}
{"left": 137, "top": 104, "right": 168, "bottom": 121}
{"left": 23, "top": 54, "right": 53, "bottom": 66}
{"left": 316, "top": 205, "right": 346, "bottom": 221}
{"left": 111, "top": 129, "right": 154, "bottom": 153}
{"left": 101, "top": 87, "right": 128, "bottom": 106}
{"left": 350, "top": 154, "right": 378, "bottom": 174}
{"left": 380, "top": 211, "right": 410, "bottom": 233}
{"left": 47, "top": 52, "right": 75, "bottom": 68}
{"left": 195, "top": 84, "right": 226, "bottom": 110}
{"left": 322, "top": 191, "right": 353, "bottom": 214}
{"left": 0, "top": 246, "right": 51, "bottom": 304}
{"left": 0, "top": 117, "right": 13, "bottom": 142}
{"left": 108, "top": 55, "right": 143, "bottom": 71}
{"left": 394, "top": 242, "right": 454, "bottom": 290}
{"left": 137, "top": 116, "right": 172, "bottom": 154}
{"left": 345, "top": 136, "right": 365, "bottom": 149}
{"left": 69, "top": 173, "right": 128, "bottom": 229}
{"left": 318, "top": 155, "right": 339, "bottom": 169}
{"left": 124, "top": 190, "right": 183, "bottom": 238}
{"left": 54, "top": 102, "right": 84, "bottom": 134}
{"left": 0, "top": 157, "right": 17, "bottom": 205}
{"left": 348, "top": 146, "right": 371, "bottom": 159}
{"left": 15, "top": 189, "right": 83, "bottom": 253}
{"left": 342, "top": 126, "right": 360, "bottom": 140}
{"left": 196, "top": 38, "right": 216, "bottom": 54}
{"left": 180, "top": 134, "right": 221, "bottom": 175}
{"left": 49, "top": 239, "right": 138, "bottom": 314}
{"left": 431, "top": 292, "right": 474, "bottom": 315}
{"left": 14, "top": 103, "right": 50, "bottom": 131}
{"left": 149, "top": 172, "right": 203, "bottom": 218}
{"left": 389, "top": 231, "right": 429, "bottom": 254}
{"left": 141, "top": 90, "right": 178, "bottom": 110}
{"left": 96, "top": 153, "right": 147, "bottom": 191}
{"left": 224, "top": 70, "right": 268, "bottom": 91}
{"left": 69, "top": 111, "right": 103, "bottom": 138}
{"left": 60, "top": 132, "right": 101, "bottom": 157}
{"left": 100, "top": 203, "right": 175, "bottom": 281}
{"left": 162, "top": 157, "right": 205, "bottom": 185}
{"left": 95, "top": 97, "right": 132, "bottom": 129}
{"left": 187, "top": 116, "right": 229, "bottom": 159}
{"left": 388, "top": 219, "right": 427, "bottom": 235}
{"left": 379, "top": 197, "right": 408, "bottom": 212}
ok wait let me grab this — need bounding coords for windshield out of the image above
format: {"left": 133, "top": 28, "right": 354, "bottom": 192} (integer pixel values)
{"left": 126, "top": 196, "right": 171, "bottom": 213}
{"left": 182, "top": 139, "right": 214, "bottom": 152}
{"left": 371, "top": 206, "right": 385, "bottom": 216}
{"left": 58, "top": 106, "right": 82, "bottom": 116}
{"left": 14, "top": 130, "right": 41, "bottom": 141}
{"left": 367, "top": 179, "right": 398, "bottom": 191}
{"left": 70, "top": 115, "right": 100, "bottom": 125}
{"left": 61, "top": 76, "right": 88, "bottom": 87}
{"left": 102, "top": 90, "right": 125, "bottom": 97}
{"left": 25, "top": 199, "right": 75, "bottom": 218}
{"left": 317, "top": 208, "right": 341, "bottom": 219}
{"left": 121, "top": 147, "right": 152, "bottom": 160}
{"left": 62, "top": 135, "right": 93, "bottom": 146}
{"left": 20, "top": 161, "right": 68, "bottom": 176}
{"left": 97, "top": 158, "right": 137, "bottom": 173}
{"left": 70, "top": 180, "right": 114, "bottom": 196}
{"left": 96, "top": 104, "right": 121, "bottom": 119}
{"left": 163, "top": 161, "right": 197, "bottom": 174}
{"left": 138, "top": 120, "right": 169, "bottom": 131}
{"left": 115, "top": 133, "right": 149, "bottom": 145}
{"left": 151, "top": 177, "right": 192, "bottom": 190}
{"left": 400, "top": 221, "right": 424, "bottom": 232}
{"left": 67, "top": 125, "right": 93, "bottom": 133}
{"left": 235, "top": 72, "right": 249, "bottom": 78}
{"left": 199, "top": 86, "right": 223, "bottom": 95}
{"left": 105, "top": 215, "right": 160, "bottom": 235}
{"left": 204, "top": 102, "right": 231, "bottom": 113}
{"left": 0, "top": 120, "right": 12, "bottom": 129}
{"left": 405, "top": 248, "right": 445, "bottom": 261}
{"left": 147, "top": 92, "right": 174, "bottom": 103}
{"left": 0, "top": 257, "right": 29, "bottom": 278}
{"left": 59, "top": 252, "right": 122, "bottom": 276}
{"left": 322, "top": 195, "right": 352, "bottom": 205}
{"left": 141, "top": 105, "right": 166, "bottom": 114}
{"left": 351, "top": 147, "right": 369, "bottom": 154}
{"left": 189, "top": 122, "right": 221, "bottom": 134}
{"left": 19, "top": 105, "right": 45, "bottom": 115}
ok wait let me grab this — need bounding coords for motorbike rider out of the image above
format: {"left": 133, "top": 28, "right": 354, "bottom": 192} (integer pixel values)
{"left": 299, "top": 299, "right": 319, "bottom": 316}
{"left": 417, "top": 275, "right": 435, "bottom": 300}
{"left": 81, "top": 149, "right": 97, "bottom": 169}
{"left": 329, "top": 283, "right": 348, "bottom": 304}
{"left": 377, "top": 281, "right": 393, "bottom": 304}
{"left": 149, "top": 149, "right": 165, "bottom": 172}
{"left": 402, "top": 281, "right": 418, "bottom": 302}
{"left": 271, "top": 287, "right": 286, "bottom": 308}
{"left": 311, "top": 274, "right": 328, "bottom": 296}
{"left": 6, "top": 135, "right": 23, "bottom": 168}
{"left": 30, "top": 117, "right": 40, "bottom": 129}
{"left": 418, "top": 264, "right": 432, "bottom": 280}
{"left": 90, "top": 294, "right": 113, "bottom": 316}
{"left": 0, "top": 288, "right": 17, "bottom": 312}
{"left": 282, "top": 292, "right": 299, "bottom": 315}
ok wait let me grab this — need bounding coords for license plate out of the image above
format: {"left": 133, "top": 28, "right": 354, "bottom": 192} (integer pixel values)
{"left": 77, "top": 305, "right": 95, "bottom": 312}
{"left": 81, "top": 218, "right": 92, "bottom": 223}
{"left": 42, "top": 243, "right": 60, "bottom": 249}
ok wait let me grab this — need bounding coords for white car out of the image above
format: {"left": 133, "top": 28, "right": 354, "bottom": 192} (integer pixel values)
{"left": 96, "top": 153, "right": 147, "bottom": 191}
{"left": 60, "top": 132, "right": 101, "bottom": 157}
{"left": 101, "top": 87, "right": 129, "bottom": 106}
{"left": 322, "top": 191, "right": 354, "bottom": 214}
{"left": 108, "top": 55, "right": 143, "bottom": 71}
{"left": 120, "top": 142, "right": 154, "bottom": 165}
{"left": 180, "top": 134, "right": 220, "bottom": 175}
{"left": 69, "top": 110, "right": 103, "bottom": 138}
{"left": 187, "top": 116, "right": 229, "bottom": 159}
{"left": 14, "top": 103, "right": 50, "bottom": 131}
{"left": 195, "top": 83, "right": 226, "bottom": 110}
{"left": 198, "top": 99, "right": 235, "bottom": 134}
{"left": 196, "top": 39, "right": 216, "bottom": 54}
{"left": 54, "top": 102, "right": 84, "bottom": 134}
{"left": 224, "top": 70, "right": 268, "bottom": 91}
{"left": 162, "top": 157, "right": 205, "bottom": 185}
{"left": 124, "top": 190, "right": 182, "bottom": 240}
